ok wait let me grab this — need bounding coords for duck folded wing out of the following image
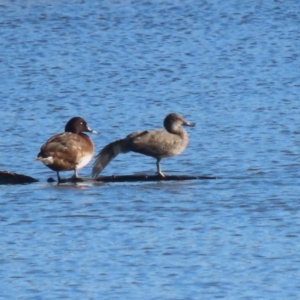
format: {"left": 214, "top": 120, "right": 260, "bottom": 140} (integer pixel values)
{"left": 130, "top": 130, "right": 185, "bottom": 157}
{"left": 38, "top": 134, "right": 85, "bottom": 164}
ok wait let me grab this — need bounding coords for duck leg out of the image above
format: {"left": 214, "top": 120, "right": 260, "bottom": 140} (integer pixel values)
{"left": 73, "top": 168, "right": 79, "bottom": 178}
{"left": 156, "top": 158, "right": 165, "bottom": 177}
{"left": 71, "top": 168, "right": 84, "bottom": 182}
{"left": 56, "top": 171, "right": 61, "bottom": 183}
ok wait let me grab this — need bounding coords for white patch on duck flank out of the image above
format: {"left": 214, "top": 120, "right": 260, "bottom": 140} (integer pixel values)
{"left": 76, "top": 154, "right": 93, "bottom": 169}
{"left": 40, "top": 156, "right": 54, "bottom": 165}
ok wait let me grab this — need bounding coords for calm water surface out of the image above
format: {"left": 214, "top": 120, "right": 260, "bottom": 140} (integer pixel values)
{"left": 1, "top": 0, "right": 300, "bottom": 299}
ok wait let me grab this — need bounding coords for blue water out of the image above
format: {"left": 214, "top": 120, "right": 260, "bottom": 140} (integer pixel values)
{"left": 1, "top": 0, "right": 300, "bottom": 299}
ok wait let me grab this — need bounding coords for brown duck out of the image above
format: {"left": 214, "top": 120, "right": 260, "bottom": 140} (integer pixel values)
{"left": 92, "top": 113, "right": 195, "bottom": 178}
{"left": 36, "top": 116, "right": 96, "bottom": 182}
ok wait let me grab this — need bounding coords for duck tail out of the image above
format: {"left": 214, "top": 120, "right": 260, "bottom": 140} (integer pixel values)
{"left": 92, "top": 138, "right": 128, "bottom": 178}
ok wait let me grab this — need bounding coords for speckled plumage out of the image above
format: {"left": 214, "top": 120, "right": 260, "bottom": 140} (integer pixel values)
{"left": 37, "top": 117, "right": 96, "bottom": 182}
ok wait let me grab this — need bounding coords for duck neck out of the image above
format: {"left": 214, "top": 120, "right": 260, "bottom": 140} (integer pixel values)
{"left": 166, "top": 125, "right": 187, "bottom": 138}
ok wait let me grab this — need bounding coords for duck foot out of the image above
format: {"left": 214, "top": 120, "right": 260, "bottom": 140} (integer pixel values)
{"left": 156, "top": 172, "right": 166, "bottom": 178}
{"left": 70, "top": 176, "right": 84, "bottom": 182}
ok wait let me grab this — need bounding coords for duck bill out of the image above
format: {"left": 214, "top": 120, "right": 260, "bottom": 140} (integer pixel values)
{"left": 184, "top": 121, "right": 196, "bottom": 127}
{"left": 86, "top": 126, "right": 98, "bottom": 134}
